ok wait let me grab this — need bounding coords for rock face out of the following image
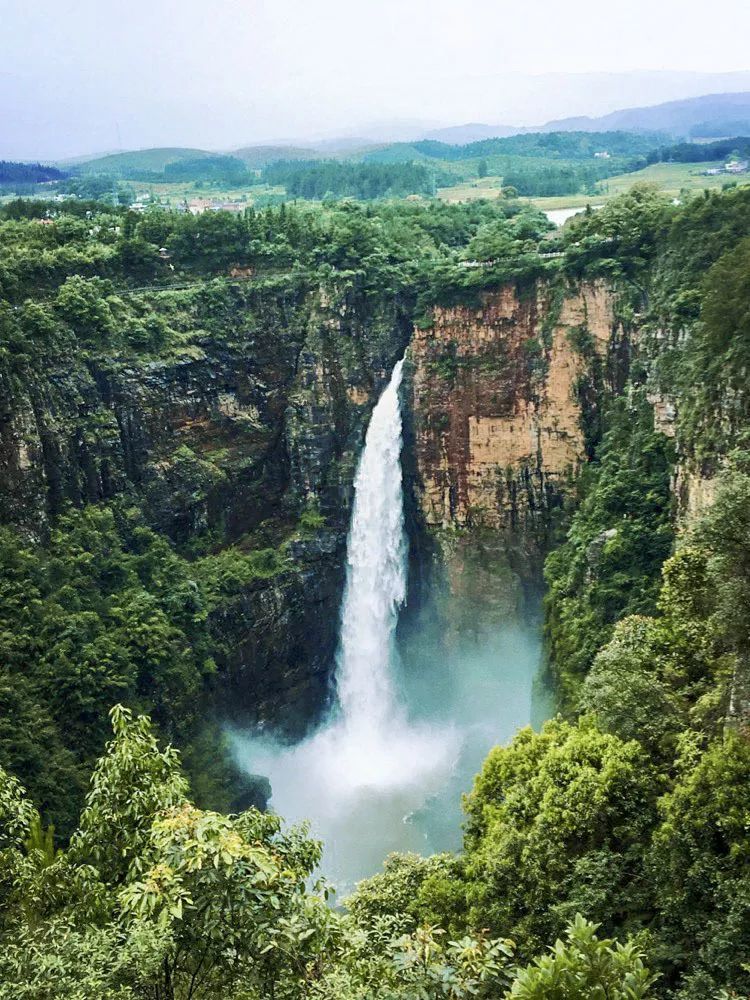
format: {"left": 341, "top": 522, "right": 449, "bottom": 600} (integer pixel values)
{"left": 213, "top": 531, "right": 345, "bottom": 737}
{"left": 403, "top": 280, "right": 622, "bottom": 641}
{"left": 0, "top": 271, "right": 627, "bottom": 734}
{"left": 0, "top": 296, "right": 308, "bottom": 540}
{"left": 409, "top": 281, "right": 617, "bottom": 542}
{"left": 0, "top": 280, "right": 410, "bottom": 736}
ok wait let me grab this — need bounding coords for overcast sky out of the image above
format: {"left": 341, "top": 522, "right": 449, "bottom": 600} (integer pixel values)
{"left": 2, "top": 0, "right": 750, "bottom": 159}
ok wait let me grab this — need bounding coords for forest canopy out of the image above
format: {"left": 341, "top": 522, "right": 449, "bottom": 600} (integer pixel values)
{"left": 1, "top": 184, "right": 750, "bottom": 997}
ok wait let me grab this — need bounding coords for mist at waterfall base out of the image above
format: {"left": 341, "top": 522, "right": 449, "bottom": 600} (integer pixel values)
{"left": 230, "top": 359, "right": 544, "bottom": 892}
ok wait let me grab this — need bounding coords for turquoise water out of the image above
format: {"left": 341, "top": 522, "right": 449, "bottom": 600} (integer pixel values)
{"left": 232, "top": 362, "right": 547, "bottom": 892}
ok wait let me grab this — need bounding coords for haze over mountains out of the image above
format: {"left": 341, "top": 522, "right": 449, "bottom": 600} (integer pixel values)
{"left": 423, "top": 91, "right": 750, "bottom": 144}
{"left": 5, "top": 69, "right": 750, "bottom": 161}
{"left": 55, "top": 90, "right": 750, "bottom": 172}
{"left": 542, "top": 90, "right": 750, "bottom": 137}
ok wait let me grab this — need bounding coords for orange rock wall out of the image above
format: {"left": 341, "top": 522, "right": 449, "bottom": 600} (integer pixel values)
{"left": 410, "top": 282, "right": 616, "bottom": 537}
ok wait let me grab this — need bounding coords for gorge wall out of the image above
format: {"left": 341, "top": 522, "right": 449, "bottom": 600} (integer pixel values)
{"left": 404, "top": 280, "right": 626, "bottom": 638}
{"left": 0, "top": 279, "right": 410, "bottom": 736}
{"left": 0, "top": 272, "right": 631, "bottom": 739}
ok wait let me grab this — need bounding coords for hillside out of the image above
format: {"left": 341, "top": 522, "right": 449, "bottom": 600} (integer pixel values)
{"left": 230, "top": 144, "right": 322, "bottom": 166}
{"left": 367, "top": 130, "right": 663, "bottom": 163}
{"left": 70, "top": 146, "right": 214, "bottom": 175}
{"left": 544, "top": 90, "right": 750, "bottom": 137}
{"left": 422, "top": 122, "right": 519, "bottom": 143}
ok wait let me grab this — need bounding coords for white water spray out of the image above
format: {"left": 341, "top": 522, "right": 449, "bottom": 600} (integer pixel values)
{"left": 232, "top": 358, "right": 460, "bottom": 887}
{"left": 337, "top": 356, "right": 407, "bottom": 737}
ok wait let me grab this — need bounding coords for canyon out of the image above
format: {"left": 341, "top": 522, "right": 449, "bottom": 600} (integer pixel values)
{"left": 0, "top": 276, "right": 632, "bottom": 742}
{"left": 0, "top": 269, "right": 651, "bottom": 868}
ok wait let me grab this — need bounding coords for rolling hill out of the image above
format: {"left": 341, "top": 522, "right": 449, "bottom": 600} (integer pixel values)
{"left": 68, "top": 147, "right": 214, "bottom": 176}
{"left": 230, "top": 145, "right": 321, "bottom": 167}
{"left": 542, "top": 91, "right": 750, "bottom": 138}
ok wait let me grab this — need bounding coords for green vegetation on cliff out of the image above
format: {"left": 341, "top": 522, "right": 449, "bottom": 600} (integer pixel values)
{"left": 0, "top": 194, "right": 552, "bottom": 832}
{"left": 544, "top": 392, "right": 675, "bottom": 703}
{"left": 2, "top": 183, "right": 750, "bottom": 998}
{"left": 0, "top": 501, "right": 296, "bottom": 838}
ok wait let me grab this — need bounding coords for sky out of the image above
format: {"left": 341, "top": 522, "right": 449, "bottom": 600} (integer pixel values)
{"left": 2, "top": 0, "right": 750, "bottom": 159}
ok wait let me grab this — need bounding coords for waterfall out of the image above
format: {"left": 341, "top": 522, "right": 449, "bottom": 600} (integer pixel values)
{"left": 336, "top": 357, "right": 407, "bottom": 734}
{"left": 232, "top": 356, "right": 460, "bottom": 888}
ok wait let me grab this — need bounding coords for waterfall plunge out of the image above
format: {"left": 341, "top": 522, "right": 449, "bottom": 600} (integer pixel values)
{"left": 337, "top": 357, "right": 407, "bottom": 740}
{"left": 232, "top": 358, "right": 459, "bottom": 888}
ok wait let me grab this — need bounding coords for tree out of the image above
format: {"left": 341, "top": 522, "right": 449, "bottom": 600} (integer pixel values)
{"left": 462, "top": 719, "right": 659, "bottom": 955}
{"left": 346, "top": 852, "right": 465, "bottom": 936}
{"left": 650, "top": 734, "right": 750, "bottom": 999}
{"left": 55, "top": 276, "right": 117, "bottom": 346}
{"left": 0, "top": 707, "right": 334, "bottom": 1000}
{"left": 313, "top": 920, "right": 515, "bottom": 1000}
{"left": 509, "top": 914, "right": 656, "bottom": 999}
{"left": 580, "top": 615, "right": 685, "bottom": 760}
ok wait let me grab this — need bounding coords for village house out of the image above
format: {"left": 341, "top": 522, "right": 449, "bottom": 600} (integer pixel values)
{"left": 185, "top": 198, "right": 246, "bottom": 215}
{"left": 186, "top": 197, "right": 214, "bottom": 215}
{"left": 208, "top": 201, "right": 246, "bottom": 214}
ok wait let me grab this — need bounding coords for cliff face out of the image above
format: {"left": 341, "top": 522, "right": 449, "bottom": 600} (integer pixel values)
{"left": 0, "top": 291, "right": 308, "bottom": 540}
{"left": 403, "top": 280, "right": 623, "bottom": 641}
{"left": 0, "top": 281, "right": 409, "bottom": 736}
{"left": 0, "top": 270, "right": 633, "bottom": 733}
{"left": 647, "top": 392, "right": 750, "bottom": 730}
{"left": 411, "top": 282, "right": 616, "bottom": 540}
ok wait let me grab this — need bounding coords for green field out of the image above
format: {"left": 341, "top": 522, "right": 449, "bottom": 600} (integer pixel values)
{"left": 436, "top": 175, "right": 505, "bottom": 202}
{"left": 530, "top": 161, "right": 750, "bottom": 211}
{"left": 597, "top": 160, "right": 749, "bottom": 195}
{"left": 437, "top": 160, "right": 750, "bottom": 212}
{"left": 121, "top": 179, "right": 285, "bottom": 207}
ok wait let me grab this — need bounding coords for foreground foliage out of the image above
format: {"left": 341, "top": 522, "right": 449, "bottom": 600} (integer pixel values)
{"left": 2, "top": 185, "right": 750, "bottom": 998}
{"left": 0, "top": 707, "right": 655, "bottom": 1000}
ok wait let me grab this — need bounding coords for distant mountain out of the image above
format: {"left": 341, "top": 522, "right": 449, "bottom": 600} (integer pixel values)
{"left": 415, "top": 93, "right": 750, "bottom": 147}
{"left": 231, "top": 145, "right": 320, "bottom": 167}
{"left": 48, "top": 92, "right": 750, "bottom": 180}
{"left": 363, "top": 130, "right": 663, "bottom": 167}
{"left": 541, "top": 91, "right": 750, "bottom": 138}
{"left": 69, "top": 147, "right": 213, "bottom": 175}
{"left": 56, "top": 149, "right": 121, "bottom": 167}
{"left": 422, "top": 122, "right": 518, "bottom": 144}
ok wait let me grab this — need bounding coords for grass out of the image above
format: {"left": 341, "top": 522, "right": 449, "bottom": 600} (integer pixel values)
{"left": 597, "top": 160, "right": 750, "bottom": 196}
{"left": 530, "top": 162, "right": 750, "bottom": 212}
{"left": 437, "top": 175, "right": 505, "bottom": 203}
{"left": 438, "top": 160, "right": 750, "bottom": 212}
{"left": 528, "top": 193, "right": 606, "bottom": 211}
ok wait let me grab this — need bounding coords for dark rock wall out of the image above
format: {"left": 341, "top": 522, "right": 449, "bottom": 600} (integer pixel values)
{"left": 0, "top": 280, "right": 410, "bottom": 736}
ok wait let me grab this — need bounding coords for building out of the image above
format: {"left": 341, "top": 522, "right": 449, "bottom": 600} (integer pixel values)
{"left": 187, "top": 198, "right": 214, "bottom": 215}
{"left": 208, "top": 201, "right": 246, "bottom": 214}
